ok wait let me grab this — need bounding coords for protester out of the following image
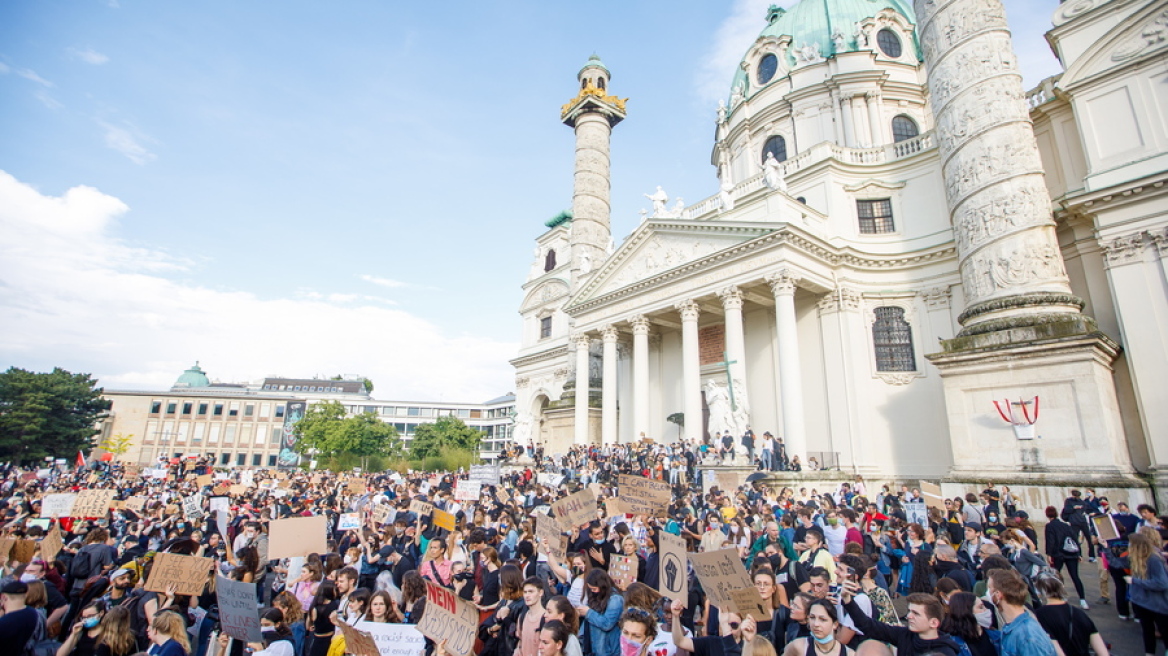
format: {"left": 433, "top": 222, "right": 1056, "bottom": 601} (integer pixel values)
{"left": 1033, "top": 576, "right": 1108, "bottom": 656}
{"left": 1127, "top": 529, "right": 1168, "bottom": 656}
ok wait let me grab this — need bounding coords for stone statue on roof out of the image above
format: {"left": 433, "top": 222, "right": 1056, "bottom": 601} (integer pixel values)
{"left": 645, "top": 186, "right": 669, "bottom": 217}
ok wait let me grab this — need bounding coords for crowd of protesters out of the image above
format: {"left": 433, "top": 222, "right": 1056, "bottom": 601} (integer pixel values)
{"left": 0, "top": 439, "right": 1166, "bottom": 656}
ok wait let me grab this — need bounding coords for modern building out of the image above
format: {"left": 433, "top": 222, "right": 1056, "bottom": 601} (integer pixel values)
{"left": 512, "top": 0, "right": 1168, "bottom": 506}
{"left": 98, "top": 364, "right": 515, "bottom": 466}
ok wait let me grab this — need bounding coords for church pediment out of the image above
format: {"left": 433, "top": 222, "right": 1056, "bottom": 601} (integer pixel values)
{"left": 1061, "top": 2, "right": 1168, "bottom": 88}
{"left": 568, "top": 220, "right": 776, "bottom": 307}
{"left": 521, "top": 278, "right": 571, "bottom": 313}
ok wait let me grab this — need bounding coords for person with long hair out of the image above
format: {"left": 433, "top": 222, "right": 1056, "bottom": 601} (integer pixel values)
{"left": 780, "top": 599, "right": 848, "bottom": 656}
{"left": 1033, "top": 576, "right": 1109, "bottom": 656}
{"left": 56, "top": 599, "right": 106, "bottom": 656}
{"left": 477, "top": 546, "right": 504, "bottom": 611}
{"left": 940, "top": 592, "right": 999, "bottom": 656}
{"left": 543, "top": 597, "right": 582, "bottom": 656}
{"left": 146, "top": 609, "right": 191, "bottom": 656}
{"left": 536, "top": 620, "right": 573, "bottom": 656}
{"left": 272, "top": 590, "right": 306, "bottom": 656}
{"left": 576, "top": 569, "right": 624, "bottom": 656}
{"left": 93, "top": 606, "right": 136, "bottom": 656}
{"left": 400, "top": 571, "right": 427, "bottom": 625}
{"left": 546, "top": 549, "right": 589, "bottom": 607}
{"left": 290, "top": 559, "right": 322, "bottom": 613}
{"left": 306, "top": 579, "right": 339, "bottom": 656}
{"left": 1128, "top": 529, "right": 1168, "bottom": 656}
{"left": 365, "top": 590, "right": 397, "bottom": 623}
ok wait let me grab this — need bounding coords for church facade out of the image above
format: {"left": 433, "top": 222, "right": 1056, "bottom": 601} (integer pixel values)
{"left": 512, "top": 0, "right": 1168, "bottom": 505}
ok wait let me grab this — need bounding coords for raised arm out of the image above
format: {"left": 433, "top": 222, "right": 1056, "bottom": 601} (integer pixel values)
{"left": 670, "top": 599, "right": 695, "bottom": 653}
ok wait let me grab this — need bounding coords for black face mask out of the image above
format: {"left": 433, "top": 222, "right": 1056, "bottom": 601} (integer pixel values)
{"left": 768, "top": 554, "right": 783, "bottom": 570}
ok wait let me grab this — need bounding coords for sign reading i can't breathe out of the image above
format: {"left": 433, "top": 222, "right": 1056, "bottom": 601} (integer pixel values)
{"left": 617, "top": 474, "right": 671, "bottom": 516}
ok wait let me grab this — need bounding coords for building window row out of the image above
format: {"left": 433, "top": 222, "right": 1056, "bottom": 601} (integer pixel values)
{"left": 262, "top": 384, "right": 341, "bottom": 392}
{"left": 150, "top": 400, "right": 285, "bottom": 420}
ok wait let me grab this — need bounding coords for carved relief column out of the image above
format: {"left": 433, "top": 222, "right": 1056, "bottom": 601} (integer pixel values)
{"left": 573, "top": 333, "right": 592, "bottom": 445}
{"left": 838, "top": 92, "right": 855, "bottom": 147}
{"left": 914, "top": 0, "right": 1081, "bottom": 333}
{"left": 631, "top": 316, "right": 651, "bottom": 441}
{"left": 676, "top": 300, "right": 703, "bottom": 443}
{"left": 601, "top": 325, "right": 619, "bottom": 445}
{"left": 865, "top": 91, "right": 884, "bottom": 146}
{"left": 767, "top": 271, "right": 806, "bottom": 460}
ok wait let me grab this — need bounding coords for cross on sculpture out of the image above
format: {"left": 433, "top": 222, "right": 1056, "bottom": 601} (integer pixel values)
{"left": 713, "top": 350, "right": 738, "bottom": 412}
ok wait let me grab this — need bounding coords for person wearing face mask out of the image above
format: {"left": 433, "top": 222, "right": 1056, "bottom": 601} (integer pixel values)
{"left": 671, "top": 597, "right": 755, "bottom": 656}
{"left": 21, "top": 559, "right": 70, "bottom": 623}
{"left": 779, "top": 599, "right": 849, "bottom": 656}
{"left": 1032, "top": 577, "right": 1108, "bottom": 656}
{"left": 618, "top": 608, "right": 659, "bottom": 656}
{"left": 58, "top": 599, "right": 107, "bottom": 656}
{"left": 939, "top": 592, "right": 999, "bottom": 656}
{"left": 574, "top": 521, "right": 617, "bottom": 571}
{"left": 822, "top": 513, "right": 847, "bottom": 557}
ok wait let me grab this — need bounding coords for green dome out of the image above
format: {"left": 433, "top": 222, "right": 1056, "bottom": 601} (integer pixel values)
{"left": 579, "top": 54, "right": 609, "bottom": 77}
{"left": 173, "top": 362, "right": 210, "bottom": 388}
{"left": 545, "top": 209, "right": 572, "bottom": 228}
{"left": 730, "top": 0, "right": 921, "bottom": 100}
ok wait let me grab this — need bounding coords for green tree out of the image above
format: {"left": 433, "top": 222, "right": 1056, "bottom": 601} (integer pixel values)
{"left": 410, "top": 415, "right": 484, "bottom": 460}
{"left": 0, "top": 367, "right": 112, "bottom": 464}
{"left": 293, "top": 400, "right": 403, "bottom": 468}
{"left": 98, "top": 433, "right": 135, "bottom": 459}
{"left": 667, "top": 412, "right": 684, "bottom": 440}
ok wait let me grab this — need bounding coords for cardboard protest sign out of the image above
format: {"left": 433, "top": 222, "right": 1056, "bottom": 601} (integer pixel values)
{"left": 658, "top": 531, "right": 688, "bottom": 603}
{"left": 432, "top": 509, "right": 456, "bottom": 531}
{"left": 229, "top": 484, "right": 248, "bottom": 497}
{"left": 126, "top": 496, "right": 147, "bottom": 513}
{"left": 40, "top": 493, "right": 77, "bottom": 518}
{"left": 348, "top": 479, "right": 365, "bottom": 495}
{"left": 11, "top": 539, "right": 36, "bottom": 564}
{"left": 216, "top": 575, "right": 263, "bottom": 643}
{"left": 182, "top": 494, "right": 205, "bottom": 520}
{"left": 1093, "top": 514, "right": 1119, "bottom": 542}
{"left": 216, "top": 510, "right": 229, "bottom": 540}
{"left": 371, "top": 504, "right": 394, "bottom": 526}
{"left": 209, "top": 497, "right": 230, "bottom": 514}
{"left": 356, "top": 622, "right": 426, "bottom": 656}
{"left": 39, "top": 527, "right": 64, "bottom": 564}
{"left": 495, "top": 488, "right": 510, "bottom": 506}
{"left": 535, "top": 515, "right": 568, "bottom": 563}
{"left": 689, "top": 548, "right": 755, "bottom": 615}
{"left": 728, "top": 587, "right": 770, "bottom": 621}
{"left": 72, "top": 489, "right": 116, "bottom": 518}
{"left": 338, "top": 622, "right": 381, "bottom": 656}
{"left": 196, "top": 474, "right": 213, "bottom": 488}
{"left": 145, "top": 552, "right": 213, "bottom": 596}
{"left": 339, "top": 513, "right": 361, "bottom": 531}
{"left": 468, "top": 464, "right": 501, "bottom": 485}
{"left": 618, "top": 474, "right": 671, "bottom": 517}
{"left": 0, "top": 538, "right": 13, "bottom": 561}
{"left": 268, "top": 515, "right": 328, "bottom": 559}
{"left": 589, "top": 482, "right": 603, "bottom": 497}
{"left": 537, "top": 472, "right": 565, "bottom": 487}
{"left": 453, "top": 481, "right": 481, "bottom": 501}
{"left": 409, "top": 500, "right": 434, "bottom": 517}
{"left": 608, "top": 554, "right": 637, "bottom": 590}
{"left": 550, "top": 487, "right": 597, "bottom": 529}
{"left": 416, "top": 581, "right": 478, "bottom": 656}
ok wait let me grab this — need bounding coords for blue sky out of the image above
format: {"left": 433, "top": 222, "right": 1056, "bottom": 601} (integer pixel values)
{"left": 0, "top": 0, "right": 1064, "bottom": 401}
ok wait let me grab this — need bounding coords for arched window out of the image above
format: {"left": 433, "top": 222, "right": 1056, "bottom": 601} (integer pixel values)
{"left": 872, "top": 307, "right": 916, "bottom": 372}
{"left": 544, "top": 249, "right": 556, "bottom": 272}
{"left": 891, "top": 115, "right": 919, "bottom": 143}
{"left": 597, "top": 77, "right": 606, "bottom": 90}
{"left": 877, "top": 29, "right": 902, "bottom": 58}
{"left": 756, "top": 53, "right": 778, "bottom": 85}
{"left": 581, "top": 79, "right": 588, "bottom": 90}
{"left": 761, "top": 135, "right": 787, "bottom": 164}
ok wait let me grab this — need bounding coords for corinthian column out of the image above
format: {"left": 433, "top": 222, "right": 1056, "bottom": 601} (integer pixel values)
{"left": 717, "top": 286, "right": 748, "bottom": 395}
{"left": 601, "top": 325, "right": 619, "bottom": 444}
{"left": 768, "top": 270, "right": 806, "bottom": 460}
{"left": 914, "top": 0, "right": 1082, "bottom": 335}
{"left": 676, "top": 300, "right": 702, "bottom": 443}
{"left": 631, "top": 316, "right": 651, "bottom": 441}
{"left": 573, "top": 333, "right": 591, "bottom": 445}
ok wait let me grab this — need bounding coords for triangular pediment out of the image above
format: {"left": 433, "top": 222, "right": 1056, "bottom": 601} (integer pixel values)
{"left": 568, "top": 219, "right": 777, "bottom": 308}
{"left": 1061, "top": 2, "right": 1168, "bottom": 88}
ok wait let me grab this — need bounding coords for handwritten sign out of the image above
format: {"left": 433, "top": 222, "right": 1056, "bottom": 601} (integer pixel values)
{"left": 1093, "top": 514, "right": 1119, "bottom": 542}
{"left": 550, "top": 487, "right": 597, "bottom": 529}
{"left": 39, "top": 527, "right": 64, "bottom": 564}
{"left": 11, "top": 539, "right": 36, "bottom": 564}
{"left": 196, "top": 474, "right": 213, "bottom": 488}
{"left": 535, "top": 515, "right": 568, "bottom": 563}
{"left": 182, "top": 494, "right": 205, "bottom": 520}
{"left": 338, "top": 622, "right": 381, "bottom": 656}
{"left": 605, "top": 498, "right": 631, "bottom": 517}
{"left": 371, "top": 505, "right": 394, "bottom": 526}
{"left": 145, "top": 552, "right": 213, "bottom": 596}
{"left": 608, "top": 554, "right": 637, "bottom": 590}
{"left": 356, "top": 622, "right": 426, "bottom": 656}
{"left": 468, "top": 464, "right": 501, "bottom": 485}
{"left": 126, "top": 496, "right": 147, "bottom": 513}
{"left": 432, "top": 509, "right": 455, "bottom": 531}
{"left": 209, "top": 496, "right": 229, "bottom": 514}
{"left": 72, "top": 489, "right": 116, "bottom": 518}
{"left": 0, "top": 538, "right": 13, "bottom": 561}
{"left": 40, "top": 493, "right": 77, "bottom": 518}
{"left": 690, "top": 548, "right": 755, "bottom": 615}
{"left": 537, "top": 473, "right": 565, "bottom": 487}
{"left": 658, "top": 531, "right": 688, "bottom": 603}
{"left": 348, "top": 479, "right": 365, "bottom": 495}
{"left": 416, "top": 581, "right": 478, "bottom": 656}
{"left": 409, "top": 500, "right": 434, "bottom": 517}
{"left": 339, "top": 513, "right": 361, "bottom": 531}
{"left": 229, "top": 484, "right": 248, "bottom": 497}
{"left": 728, "top": 587, "right": 769, "bottom": 621}
{"left": 454, "top": 481, "right": 481, "bottom": 502}
{"left": 216, "top": 575, "right": 262, "bottom": 643}
{"left": 618, "top": 474, "right": 671, "bottom": 517}
{"left": 268, "top": 515, "right": 328, "bottom": 559}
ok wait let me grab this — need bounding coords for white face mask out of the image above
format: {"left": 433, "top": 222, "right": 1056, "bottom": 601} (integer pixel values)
{"left": 19, "top": 573, "right": 37, "bottom": 583}
{"left": 975, "top": 608, "right": 993, "bottom": 629}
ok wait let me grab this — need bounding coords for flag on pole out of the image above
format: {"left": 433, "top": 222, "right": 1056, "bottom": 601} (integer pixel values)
{"left": 76, "top": 451, "right": 85, "bottom": 469}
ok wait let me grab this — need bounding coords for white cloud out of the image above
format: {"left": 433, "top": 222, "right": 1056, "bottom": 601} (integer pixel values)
{"left": 359, "top": 274, "right": 409, "bottom": 289}
{"left": 97, "top": 120, "right": 157, "bottom": 165}
{"left": 34, "top": 90, "right": 63, "bottom": 110}
{"left": 69, "top": 47, "right": 110, "bottom": 65}
{"left": 695, "top": 0, "right": 783, "bottom": 104}
{"left": 0, "top": 170, "right": 516, "bottom": 401}
{"left": 0, "top": 62, "right": 10, "bottom": 75}
{"left": 16, "top": 68, "right": 54, "bottom": 87}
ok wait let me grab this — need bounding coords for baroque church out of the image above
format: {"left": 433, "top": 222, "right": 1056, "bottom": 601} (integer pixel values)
{"left": 511, "top": 0, "right": 1168, "bottom": 506}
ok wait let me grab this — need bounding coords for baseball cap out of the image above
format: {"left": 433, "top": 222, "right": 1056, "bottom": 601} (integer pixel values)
{"left": 1, "top": 580, "right": 28, "bottom": 595}
{"left": 964, "top": 522, "right": 983, "bottom": 532}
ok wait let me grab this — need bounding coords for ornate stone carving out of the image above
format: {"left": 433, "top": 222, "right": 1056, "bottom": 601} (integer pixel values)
{"left": 918, "top": 0, "right": 1007, "bottom": 64}
{"left": 718, "top": 286, "right": 745, "bottom": 311}
{"left": 960, "top": 232, "right": 1069, "bottom": 302}
{"left": 601, "top": 325, "right": 619, "bottom": 343}
{"left": 1052, "top": 0, "right": 1108, "bottom": 27}
{"left": 676, "top": 299, "right": 701, "bottom": 322}
{"left": 603, "top": 236, "right": 723, "bottom": 292}
{"left": 922, "top": 287, "right": 952, "bottom": 310}
{"left": 515, "top": 377, "right": 530, "bottom": 388}
{"left": 766, "top": 269, "right": 800, "bottom": 296}
{"left": 1111, "top": 9, "right": 1168, "bottom": 61}
{"left": 876, "top": 372, "right": 917, "bottom": 386}
{"left": 926, "top": 33, "right": 1018, "bottom": 112}
{"left": 553, "top": 367, "right": 570, "bottom": 380}
{"left": 942, "top": 126, "right": 1045, "bottom": 208}
{"left": 934, "top": 76, "right": 1028, "bottom": 156}
{"left": 952, "top": 177, "right": 1053, "bottom": 256}
{"left": 817, "top": 287, "right": 862, "bottom": 314}
{"left": 1101, "top": 231, "right": 1151, "bottom": 268}
{"left": 630, "top": 315, "right": 651, "bottom": 335}
{"left": 572, "top": 333, "right": 592, "bottom": 350}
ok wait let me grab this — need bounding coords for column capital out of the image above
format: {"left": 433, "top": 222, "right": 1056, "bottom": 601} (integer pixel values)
{"left": 601, "top": 325, "right": 620, "bottom": 342}
{"left": 572, "top": 333, "right": 592, "bottom": 349}
{"left": 717, "top": 286, "right": 745, "bottom": 311}
{"left": 766, "top": 269, "right": 801, "bottom": 297}
{"left": 676, "top": 299, "right": 701, "bottom": 322}
{"left": 630, "top": 315, "right": 651, "bottom": 335}
{"left": 817, "top": 287, "right": 862, "bottom": 314}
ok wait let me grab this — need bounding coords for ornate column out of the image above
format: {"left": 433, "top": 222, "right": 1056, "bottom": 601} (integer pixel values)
{"left": 717, "top": 286, "right": 748, "bottom": 394}
{"left": 573, "top": 333, "right": 592, "bottom": 445}
{"left": 676, "top": 300, "right": 703, "bottom": 443}
{"left": 838, "top": 92, "right": 855, "bottom": 147}
{"left": 631, "top": 316, "right": 651, "bottom": 441}
{"left": 601, "top": 325, "right": 619, "bottom": 445}
{"left": 914, "top": 0, "right": 1081, "bottom": 333}
{"left": 865, "top": 91, "right": 884, "bottom": 146}
{"left": 767, "top": 270, "right": 806, "bottom": 460}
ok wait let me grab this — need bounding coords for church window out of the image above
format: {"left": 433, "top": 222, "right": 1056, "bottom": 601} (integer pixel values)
{"left": 761, "top": 135, "right": 787, "bottom": 164}
{"left": 857, "top": 198, "right": 895, "bottom": 234}
{"left": 872, "top": 307, "right": 916, "bottom": 372}
{"left": 756, "top": 53, "right": 778, "bottom": 85}
{"left": 891, "top": 115, "right": 919, "bottom": 143}
{"left": 540, "top": 316, "right": 552, "bottom": 339}
{"left": 544, "top": 249, "right": 556, "bottom": 272}
{"left": 877, "top": 29, "right": 902, "bottom": 58}
{"left": 581, "top": 79, "right": 587, "bottom": 90}
{"left": 597, "top": 77, "right": 605, "bottom": 90}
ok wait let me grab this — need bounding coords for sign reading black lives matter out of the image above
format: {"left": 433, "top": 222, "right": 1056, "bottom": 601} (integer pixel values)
{"left": 658, "top": 531, "right": 688, "bottom": 603}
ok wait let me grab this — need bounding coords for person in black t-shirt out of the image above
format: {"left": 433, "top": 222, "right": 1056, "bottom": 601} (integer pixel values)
{"left": 0, "top": 581, "right": 40, "bottom": 650}
{"left": 1034, "top": 577, "right": 1109, "bottom": 656}
{"left": 670, "top": 598, "right": 753, "bottom": 656}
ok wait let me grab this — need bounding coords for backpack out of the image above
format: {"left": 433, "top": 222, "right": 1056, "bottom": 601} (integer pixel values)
{"left": 862, "top": 533, "right": 877, "bottom": 556}
{"left": 1061, "top": 536, "right": 1080, "bottom": 554}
